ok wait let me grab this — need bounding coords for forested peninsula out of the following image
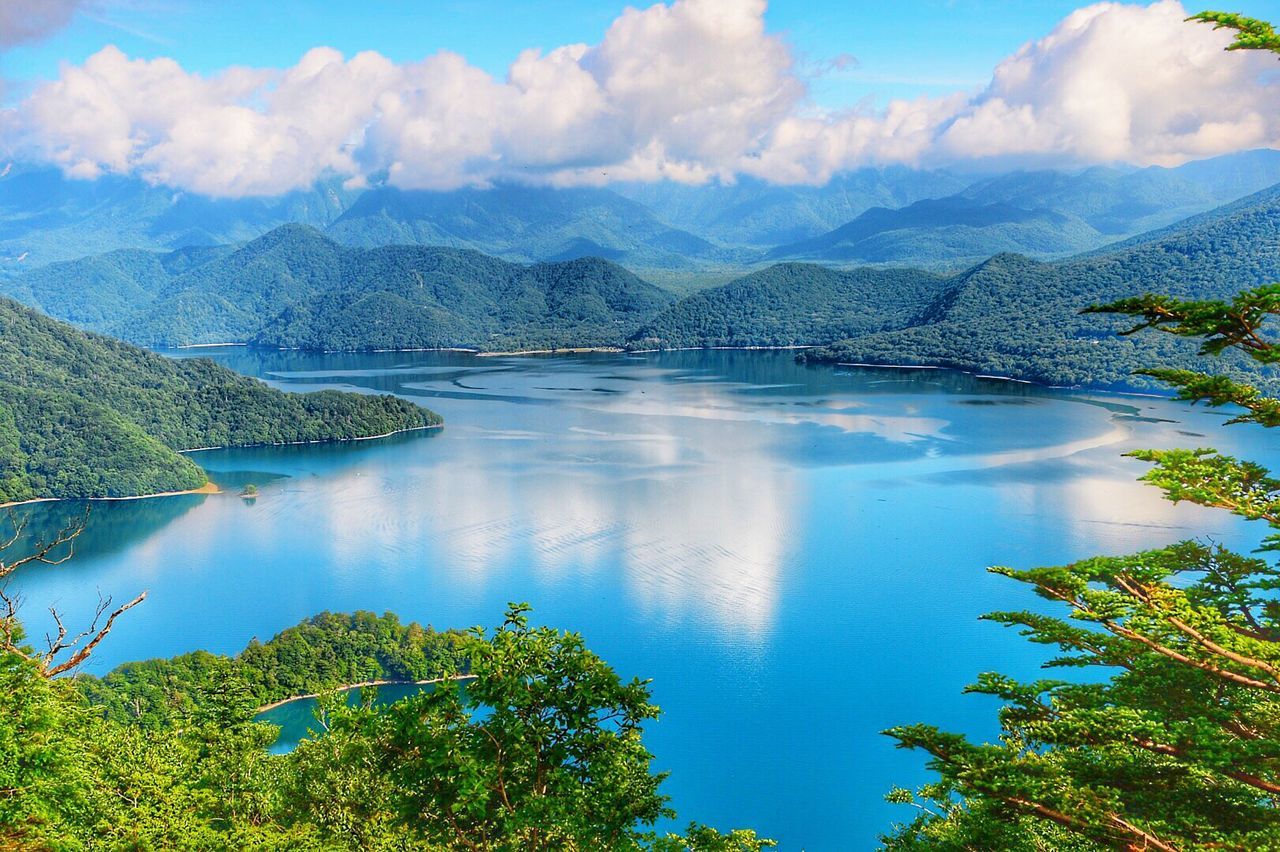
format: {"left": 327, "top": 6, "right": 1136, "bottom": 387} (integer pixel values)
{"left": 0, "top": 297, "right": 440, "bottom": 503}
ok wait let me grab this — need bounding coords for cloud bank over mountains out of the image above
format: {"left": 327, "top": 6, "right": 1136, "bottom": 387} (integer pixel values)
{"left": 2, "top": 0, "right": 1277, "bottom": 197}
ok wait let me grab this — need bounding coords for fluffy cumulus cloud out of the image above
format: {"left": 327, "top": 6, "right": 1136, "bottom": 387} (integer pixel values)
{"left": 4, "top": 0, "right": 1278, "bottom": 196}
{"left": 936, "top": 1, "right": 1280, "bottom": 166}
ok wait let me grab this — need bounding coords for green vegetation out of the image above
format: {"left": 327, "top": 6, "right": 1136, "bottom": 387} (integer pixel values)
{"left": 5, "top": 225, "right": 675, "bottom": 350}
{"left": 12, "top": 172, "right": 1280, "bottom": 393}
{"left": 884, "top": 15, "right": 1280, "bottom": 849}
{"left": 801, "top": 180, "right": 1280, "bottom": 388}
{"left": 258, "top": 248, "right": 674, "bottom": 352}
{"left": 0, "top": 518, "right": 770, "bottom": 850}
{"left": 0, "top": 296, "right": 438, "bottom": 500}
{"left": 78, "top": 610, "right": 467, "bottom": 730}
{"left": 633, "top": 263, "right": 945, "bottom": 349}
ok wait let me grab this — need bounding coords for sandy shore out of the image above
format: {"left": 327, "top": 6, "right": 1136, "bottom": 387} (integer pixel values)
{"left": 0, "top": 481, "right": 221, "bottom": 511}
{"left": 255, "top": 674, "right": 477, "bottom": 714}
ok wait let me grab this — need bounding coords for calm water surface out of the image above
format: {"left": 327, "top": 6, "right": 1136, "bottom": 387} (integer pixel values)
{"left": 15, "top": 350, "right": 1278, "bottom": 849}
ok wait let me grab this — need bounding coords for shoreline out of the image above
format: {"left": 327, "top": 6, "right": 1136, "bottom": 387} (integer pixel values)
{"left": 180, "top": 422, "right": 442, "bottom": 454}
{"left": 254, "top": 674, "right": 477, "bottom": 714}
{"left": 0, "top": 481, "right": 221, "bottom": 511}
{"left": 476, "top": 346, "right": 624, "bottom": 357}
{"left": 1, "top": 425, "right": 440, "bottom": 510}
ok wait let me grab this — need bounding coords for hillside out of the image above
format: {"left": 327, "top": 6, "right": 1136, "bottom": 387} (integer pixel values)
{"left": 801, "top": 182, "right": 1280, "bottom": 388}
{"left": 0, "top": 297, "right": 439, "bottom": 501}
{"left": 767, "top": 196, "right": 1101, "bottom": 266}
{"left": 256, "top": 250, "right": 674, "bottom": 351}
{"left": 632, "top": 264, "right": 946, "bottom": 349}
{"left": 3, "top": 226, "right": 675, "bottom": 351}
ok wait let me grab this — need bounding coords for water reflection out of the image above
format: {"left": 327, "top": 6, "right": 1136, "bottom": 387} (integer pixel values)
{"left": 9, "top": 350, "right": 1274, "bottom": 850}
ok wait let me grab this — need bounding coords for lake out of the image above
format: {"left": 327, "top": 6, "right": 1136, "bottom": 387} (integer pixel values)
{"left": 13, "top": 349, "right": 1276, "bottom": 849}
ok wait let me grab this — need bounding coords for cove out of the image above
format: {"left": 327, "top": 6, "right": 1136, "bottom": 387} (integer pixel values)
{"left": 257, "top": 680, "right": 470, "bottom": 754}
{"left": 12, "top": 350, "right": 1277, "bottom": 850}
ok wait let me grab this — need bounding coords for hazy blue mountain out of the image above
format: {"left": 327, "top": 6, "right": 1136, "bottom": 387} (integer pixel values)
{"left": 3, "top": 225, "right": 674, "bottom": 350}
{"left": 3, "top": 150, "right": 1277, "bottom": 277}
{"left": 958, "top": 149, "right": 1280, "bottom": 237}
{"left": 0, "top": 164, "right": 356, "bottom": 273}
{"left": 767, "top": 196, "right": 1102, "bottom": 266}
{"left": 615, "top": 167, "right": 970, "bottom": 247}
{"left": 324, "top": 184, "right": 734, "bottom": 269}
{"left": 801, "top": 181, "right": 1280, "bottom": 388}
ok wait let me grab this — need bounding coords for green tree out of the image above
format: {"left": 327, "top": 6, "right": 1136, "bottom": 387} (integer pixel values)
{"left": 883, "top": 13, "right": 1280, "bottom": 850}
{"left": 288, "top": 603, "right": 772, "bottom": 851}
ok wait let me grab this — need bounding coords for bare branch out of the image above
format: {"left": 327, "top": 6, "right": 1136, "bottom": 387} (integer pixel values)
{"left": 44, "top": 591, "right": 147, "bottom": 678}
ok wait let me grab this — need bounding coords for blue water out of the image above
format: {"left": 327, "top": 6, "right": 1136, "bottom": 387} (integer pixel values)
{"left": 259, "top": 682, "right": 446, "bottom": 753}
{"left": 13, "top": 350, "right": 1276, "bottom": 849}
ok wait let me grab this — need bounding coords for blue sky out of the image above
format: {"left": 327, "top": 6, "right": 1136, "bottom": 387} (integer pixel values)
{"left": 3, "top": 0, "right": 1278, "bottom": 195}
{"left": 4, "top": 0, "right": 1097, "bottom": 107}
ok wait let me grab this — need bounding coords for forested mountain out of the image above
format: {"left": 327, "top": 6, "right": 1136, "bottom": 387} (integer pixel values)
{"left": 257, "top": 251, "right": 674, "bottom": 351}
{"left": 0, "top": 297, "right": 438, "bottom": 501}
{"left": 767, "top": 197, "right": 1100, "bottom": 267}
{"left": 632, "top": 264, "right": 945, "bottom": 349}
{"left": 325, "top": 184, "right": 736, "bottom": 269}
{"left": 2, "top": 225, "right": 674, "bottom": 350}
{"left": 801, "top": 182, "right": 1280, "bottom": 387}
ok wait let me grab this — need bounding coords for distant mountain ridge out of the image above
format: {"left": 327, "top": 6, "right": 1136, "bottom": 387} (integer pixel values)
{"left": 327, "top": 184, "right": 735, "bottom": 269}
{"left": 766, "top": 196, "right": 1100, "bottom": 266}
{"left": 4, "top": 150, "right": 1279, "bottom": 275}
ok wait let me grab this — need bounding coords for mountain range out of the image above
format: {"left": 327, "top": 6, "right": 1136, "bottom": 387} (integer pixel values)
{"left": 5, "top": 150, "right": 1280, "bottom": 275}
{"left": 8, "top": 173, "right": 1280, "bottom": 394}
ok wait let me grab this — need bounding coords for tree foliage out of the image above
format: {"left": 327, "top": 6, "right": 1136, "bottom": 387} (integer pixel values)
{"left": 0, "top": 518, "right": 769, "bottom": 849}
{"left": 0, "top": 295, "right": 439, "bottom": 500}
{"left": 884, "top": 14, "right": 1280, "bottom": 850}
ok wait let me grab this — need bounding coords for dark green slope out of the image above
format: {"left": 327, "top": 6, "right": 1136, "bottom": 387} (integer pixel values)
{"left": 0, "top": 297, "right": 438, "bottom": 501}
{"left": 257, "top": 249, "right": 675, "bottom": 351}
{"left": 124, "top": 223, "right": 346, "bottom": 344}
{"left": 803, "top": 183, "right": 1280, "bottom": 388}
{"left": 768, "top": 196, "right": 1101, "bottom": 266}
{"left": 3, "top": 226, "right": 674, "bottom": 351}
{"left": 632, "top": 263, "right": 946, "bottom": 349}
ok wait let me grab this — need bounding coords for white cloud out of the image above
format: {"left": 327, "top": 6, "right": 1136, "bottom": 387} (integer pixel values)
{"left": 934, "top": 0, "right": 1280, "bottom": 167}
{"left": 4, "top": 0, "right": 1278, "bottom": 196}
